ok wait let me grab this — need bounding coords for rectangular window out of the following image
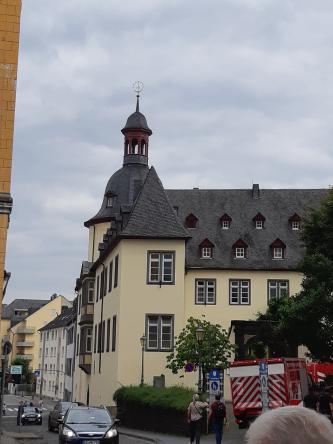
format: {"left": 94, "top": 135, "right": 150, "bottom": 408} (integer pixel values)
{"left": 100, "top": 271, "right": 104, "bottom": 299}
{"left": 76, "top": 334, "right": 80, "bottom": 356}
{"left": 97, "top": 323, "right": 101, "bottom": 353}
{"left": 114, "top": 255, "right": 119, "bottom": 288}
{"left": 222, "top": 220, "right": 230, "bottom": 229}
{"left": 268, "top": 280, "right": 289, "bottom": 302}
{"left": 86, "top": 327, "right": 92, "bottom": 353}
{"left": 94, "top": 325, "right": 97, "bottom": 354}
{"left": 229, "top": 280, "right": 250, "bottom": 305}
{"left": 235, "top": 248, "right": 245, "bottom": 259}
{"left": 108, "top": 261, "right": 113, "bottom": 293}
{"left": 96, "top": 275, "right": 100, "bottom": 302}
{"left": 101, "top": 320, "right": 105, "bottom": 353}
{"left": 292, "top": 221, "right": 300, "bottom": 230}
{"left": 112, "top": 316, "right": 117, "bottom": 352}
{"left": 201, "top": 247, "right": 212, "bottom": 258}
{"left": 148, "top": 252, "right": 175, "bottom": 284}
{"left": 78, "top": 295, "right": 81, "bottom": 315}
{"left": 104, "top": 266, "right": 108, "bottom": 296}
{"left": 146, "top": 315, "right": 174, "bottom": 351}
{"left": 273, "top": 247, "right": 283, "bottom": 259}
{"left": 106, "top": 319, "right": 111, "bottom": 352}
{"left": 195, "top": 279, "right": 216, "bottom": 304}
{"left": 255, "top": 220, "right": 263, "bottom": 229}
{"left": 88, "top": 281, "right": 94, "bottom": 303}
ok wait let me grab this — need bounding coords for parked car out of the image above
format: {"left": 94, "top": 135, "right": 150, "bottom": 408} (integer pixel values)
{"left": 59, "top": 406, "right": 119, "bottom": 444}
{"left": 48, "top": 401, "right": 78, "bottom": 432}
{"left": 21, "top": 406, "right": 42, "bottom": 425}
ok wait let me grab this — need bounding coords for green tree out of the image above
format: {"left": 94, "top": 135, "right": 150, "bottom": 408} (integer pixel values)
{"left": 166, "top": 317, "right": 235, "bottom": 390}
{"left": 258, "top": 188, "right": 333, "bottom": 361}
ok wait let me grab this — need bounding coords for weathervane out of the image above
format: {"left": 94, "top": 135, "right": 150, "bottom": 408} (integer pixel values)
{"left": 133, "top": 80, "right": 144, "bottom": 97}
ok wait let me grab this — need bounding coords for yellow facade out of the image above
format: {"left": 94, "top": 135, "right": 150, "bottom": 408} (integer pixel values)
{"left": 0, "top": 0, "right": 22, "bottom": 327}
{"left": 74, "top": 232, "right": 304, "bottom": 405}
{"left": 7, "top": 296, "right": 71, "bottom": 371}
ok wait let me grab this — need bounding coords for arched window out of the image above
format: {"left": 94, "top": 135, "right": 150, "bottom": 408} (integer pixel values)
{"left": 125, "top": 140, "right": 129, "bottom": 154}
{"left": 141, "top": 140, "right": 146, "bottom": 155}
{"left": 131, "top": 139, "right": 138, "bottom": 154}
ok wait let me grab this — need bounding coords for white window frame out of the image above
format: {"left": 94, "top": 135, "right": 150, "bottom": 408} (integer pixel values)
{"left": 255, "top": 220, "right": 263, "bottom": 229}
{"left": 86, "top": 327, "right": 93, "bottom": 353}
{"left": 222, "top": 220, "right": 230, "bottom": 230}
{"left": 106, "top": 196, "right": 114, "bottom": 207}
{"left": 235, "top": 247, "right": 245, "bottom": 259}
{"left": 148, "top": 252, "right": 175, "bottom": 284}
{"left": 88, "top": 281, "right": 94, "bottom": 303}
{"left": 146, "top": 315, "right": 174, "bottom": 351}
{"left": 273, "top": 247, "right": 283, "bottom": 259}
{"left": 201, "top": 247, "right": 212, "bottom": 259}
{"left": 229, "top": 280, "right": 250, "bottom": 305}
{"left": 268, "top": 280, "right": 289, "bottom": 302}
{"left": 292, "top": 220, "right": 300, "bottom": 230}
{"left": 195, "top": 279, "right": 216, "bottom": 305}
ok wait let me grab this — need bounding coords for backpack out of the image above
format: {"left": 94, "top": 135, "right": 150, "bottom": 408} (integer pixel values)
{"left": 214, "top": 401, "right": 226, "bottom": 421}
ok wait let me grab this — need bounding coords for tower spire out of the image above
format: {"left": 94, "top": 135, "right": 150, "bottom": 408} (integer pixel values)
{"left": 136, "top": 94, "right": 140, "bottom": 112}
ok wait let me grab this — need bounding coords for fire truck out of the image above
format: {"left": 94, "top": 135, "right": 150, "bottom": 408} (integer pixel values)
{"left": 306, "top": 362, "right": 333, "bottom": 385}
{"left": 229, "top": 358, "right": 309, "bottom": 428}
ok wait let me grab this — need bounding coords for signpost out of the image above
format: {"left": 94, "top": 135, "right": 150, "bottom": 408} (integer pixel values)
{"left": 0, "top": 341, "right": 12, "bottom": 437}
{"left": 10, "top": 365, "right": 22, "bottom": 375}
{"left": 259, "top": 360, "right": 269, "bottom": 412}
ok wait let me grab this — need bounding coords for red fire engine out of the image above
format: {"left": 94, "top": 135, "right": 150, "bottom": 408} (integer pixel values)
{"left": 229, "top": 358, "right": 309, "bottom": 428}
{"left": 306, "top": 362, "right": 333, "bottom": 385}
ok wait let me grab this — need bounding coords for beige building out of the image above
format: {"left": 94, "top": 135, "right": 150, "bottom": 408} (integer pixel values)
{"left": 0, "top": 0, "right": 22, "bottom": 323}
{"left": 7, "top": 295, "right": 71, "bottom": 372}
{"left": 73, "top": 96, "right": 326, "bottom": 406}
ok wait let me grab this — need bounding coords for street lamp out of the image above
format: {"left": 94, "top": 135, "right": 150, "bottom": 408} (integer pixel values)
{"left": 195, "top": 326, "right": 205, "bottom": 393}
{"left": 140, "top": 334, "right": 146, "bottom": 386}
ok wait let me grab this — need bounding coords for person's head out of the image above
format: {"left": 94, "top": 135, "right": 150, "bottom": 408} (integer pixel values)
{"left": 215, "top": 393, "right": 221, "bottom": 401}
{"left": 19, "top": 401, "right": 23, "bottom": 406}
{"left": 246, "top": 406, "right": 332, "bottom": 444}
{"left": 193, "top": 394, "right": 200, "bottom": 402}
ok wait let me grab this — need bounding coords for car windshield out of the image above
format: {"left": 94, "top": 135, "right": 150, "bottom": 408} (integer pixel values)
{"left": 61, "top": 402, "right": 77, "bottom": 412}
{"left": 23, "top": 407, "right": 37, "bottom": 413}
{"left": 66, "top": 409, "right": 112, "bottom": 425}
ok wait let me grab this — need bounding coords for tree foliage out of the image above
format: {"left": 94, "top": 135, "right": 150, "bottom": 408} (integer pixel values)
{"left": 258, "top": 189, "right": 333, "bottom": 361}
{"left": 166, "top": 317, "right": 235, "bottom": 385}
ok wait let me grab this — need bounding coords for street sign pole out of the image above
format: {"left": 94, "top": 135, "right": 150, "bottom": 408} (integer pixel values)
{"left": 259, "top": 360, "right": 269, "bottom": 412}
{"left": 0, "top": 354, "right": 8, "bottom": 439}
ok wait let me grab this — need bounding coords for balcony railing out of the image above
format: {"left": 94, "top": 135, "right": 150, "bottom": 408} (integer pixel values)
{"left": 16, "top": 327, "right": 35, "bottom": 334}
{"left": 16, "top": 341, "right": 34, "bottom": 347}
{"left": 15, "top": 354, "right": 33, "bottom": 361}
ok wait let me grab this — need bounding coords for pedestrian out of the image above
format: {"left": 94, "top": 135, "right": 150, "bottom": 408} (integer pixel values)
{"left": 187, "top": 393, "right": 208, "bottom": 444}
{"left": 38, "top": 399, "right": 43, "bottom": 412}
{"left": 318, "top": 390, "right": 333, "bottom": 422}
{"left": 2, "top": 402, "right": 6, "bottom": 416}
{"left": 303, "top": 386, "right": 319, "bottom": 411}
{"left": 23, "top": 400, "right": 28, "bottom": 407}
{"left": 29, "top": 401, "right": 34, "bottom": 407}
{"left": 209, "top": 394, "right": 226, "bottom": 444}
{"left": 245, "top": 406, "right": 332, "bottom": 444}
{"left": 17, "top": 401, "right": 24, "bottom": 426}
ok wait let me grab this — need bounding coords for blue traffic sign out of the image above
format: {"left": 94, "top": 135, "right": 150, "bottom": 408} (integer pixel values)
{"left": 259, "top": 361, "right": 268, "bottom": 375}
{"left": 211, "top": 381, "right": 219, "bottom": 391}
{"left": 209, "top": 369, "right": 220, "bottom": 380}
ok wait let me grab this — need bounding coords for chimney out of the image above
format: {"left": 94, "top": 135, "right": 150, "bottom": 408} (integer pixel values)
{"left": 252, "top": 184, "right": 260, "bottom": 199}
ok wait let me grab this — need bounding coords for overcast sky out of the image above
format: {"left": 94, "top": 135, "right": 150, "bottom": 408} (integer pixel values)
{"left": 5, "top": 0, "right": 333, "bottom": 302}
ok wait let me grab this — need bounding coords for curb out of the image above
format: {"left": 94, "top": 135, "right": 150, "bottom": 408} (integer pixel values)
{"left": 4, "top": 431, "right": 43, "bottom": 440}
{"left": 119, "top": 430, "right": 158, "bottom": 443}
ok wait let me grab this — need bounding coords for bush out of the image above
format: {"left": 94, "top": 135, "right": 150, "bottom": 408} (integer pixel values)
{"left": 114, "top": 385, "right": 194, "bottom": 411}
{"left": 113, "top": 385, "right": 197, "bottom": 434}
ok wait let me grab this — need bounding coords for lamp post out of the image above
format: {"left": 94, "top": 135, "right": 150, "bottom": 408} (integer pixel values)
{"left": 2, "top": 270, "right": 11, "bottom": 298}
{"left": 195, "top": 326, "right": 204, "bottom": 393}
{"left": 140, "top": 334, "right": 146, "bottom": 386}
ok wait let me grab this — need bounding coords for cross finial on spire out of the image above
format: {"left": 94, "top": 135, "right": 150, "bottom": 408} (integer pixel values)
{"left": 133, "top": 81, "right": 144, "bottom": 112}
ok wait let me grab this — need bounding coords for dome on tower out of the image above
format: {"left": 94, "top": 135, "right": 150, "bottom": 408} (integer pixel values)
{"left": 121, "top": 96, "right": 152, "bottom": 135}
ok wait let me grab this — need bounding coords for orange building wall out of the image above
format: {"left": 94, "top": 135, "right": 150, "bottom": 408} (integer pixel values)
{"left": 0, "top": 0, "right": 22, "bottom": 312}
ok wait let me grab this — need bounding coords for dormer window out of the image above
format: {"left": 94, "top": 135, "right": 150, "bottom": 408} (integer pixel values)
{"left": 220, "top": 213, "right": 232, "bottom": 229}
{"left": 232, "top": 239, "right": 248, "bottom": 259}
{"left": 185, "top": 213, "right": 198, "bottom": 229}
{"left": 289, "top": 213, "right": 301, "bottom": 230}
{"left": 270, "top": 238, "right": 286, "bottom": 260}
{"left": 199, "top": 238, "right": 214, "bottom": 259}
{"left": 253, "top": 212, "right": 265, "bottom": 229}
{"left": 105, "top": 193, "right": 115, "bottom": 208}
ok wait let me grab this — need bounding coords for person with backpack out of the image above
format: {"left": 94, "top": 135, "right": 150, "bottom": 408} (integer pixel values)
{"left": 209, "top": 393, "right": 226, "bottom": 444}
{"left": 187, "top": 393, "right": 209, "bottom": 444}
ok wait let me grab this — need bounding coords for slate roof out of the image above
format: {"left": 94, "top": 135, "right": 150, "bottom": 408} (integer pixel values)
{"left": 121, "top": 97, "right": 152, "bottom": 134}
{"left": 166, "top": 188, "right": 328, "bottom": 270}
{"left": 121, "top": 167, "right": 191, "bottom": 239}
{"left": 39, "top": 307, "right": 76, "bottom": 332}
{"left": 2, "top": 299, "right": 49, "bottom": 324}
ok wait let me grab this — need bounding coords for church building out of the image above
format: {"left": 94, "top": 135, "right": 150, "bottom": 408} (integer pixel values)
{"left": 73, "top": 94, "right": 326, "bottom": 406}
